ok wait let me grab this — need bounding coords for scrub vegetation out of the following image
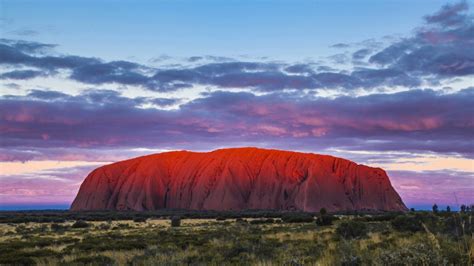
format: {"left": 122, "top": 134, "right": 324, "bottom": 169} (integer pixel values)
{"left": 0, "top": 209, "right": 472, "bottom": 265}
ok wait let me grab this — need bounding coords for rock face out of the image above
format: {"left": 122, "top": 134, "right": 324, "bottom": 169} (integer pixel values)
{"left": 70, "top": 147, "right": 407, "bottom": 212}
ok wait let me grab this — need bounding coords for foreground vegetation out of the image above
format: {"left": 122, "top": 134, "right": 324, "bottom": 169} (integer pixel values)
{"left": 0, "top": 210, "right": 472, "bottom": 265}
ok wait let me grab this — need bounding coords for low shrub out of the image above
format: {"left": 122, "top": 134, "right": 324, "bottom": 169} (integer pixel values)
{"left": 236, "top": 217, "right": 247, "bottom": 223}
{"left": 98, "top": 223, "right": 111, "bottom": 230}
{"left": 391, "top": 215, "right": 423, "bottom": 232}
{"left": 133, "top": 217, "right": 147, "bottom": 223}
{"left": 249, "top": 218, "right": 274, "bottom": 225}
{"left": 336, "top": 220, "right": 368, "bottom": 239}
{"left": 71, "top": 220, "right": 90, "bottom": 228}
{"left": 69, "top": 255, "right": 115, "bottom": 265}
{"left": 50, "top": 223, "right": 67, "bottom": 231}
{"left": 316, "top": 215, "right": 337, "bottom": 226}
{"left": 0, "top": 248, "right": 59, "bottom": 265}
{"left": 171, "top": 216, "right": 181, "bottom": 227}
{"left": 375, "top": 242, "right": 442, "bottom": 265}
{"left": 281, "top": 213, "right": 314, "bottom": 223}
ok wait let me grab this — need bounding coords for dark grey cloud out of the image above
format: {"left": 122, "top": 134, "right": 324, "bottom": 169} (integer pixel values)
{"left": 352, "top": 48, "right": 372, "bottom": 60}
{"left": 351, "top": 68, "right": 421, "bottom": 88}
{"left": 150, "top": 97, "right": 182, "bottom": 107}
{"left": 328, "top": 53, "right": 349, "bottom": 64}
{"left": 188, "top": 56, "right": 203, "bottom": 62}
{"left": 0, "top": 39, "right": 56, "bottom": 54}
{"left": 70, "top": 61, "right": 149, "bottom": 86}
{"left": 0, "top": 39, "right": 428, "bottom": 92}
{"left": 27, "top": 89, "right": 70, "bottom": 100}
{"left": 0, "top": 41, "right": 101, "bottom": 70}
{"left": 369, "top": 1, "right": 474, "bottom": 78}
{"left": 284, "top": 64, "right": 315, "bottom": 74}
{"left": 424, "top": 1, "right": 469, "bottom": 27}
{"left": 330, "top": 43, "right": 351, "bottom": 49}
{"left": 0, "top": 70, "right": 47, "bottom": 80}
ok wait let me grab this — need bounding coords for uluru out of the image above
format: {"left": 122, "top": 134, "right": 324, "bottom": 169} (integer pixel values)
{"left": 70, "top": 147, "right": 407, "bottom": 212}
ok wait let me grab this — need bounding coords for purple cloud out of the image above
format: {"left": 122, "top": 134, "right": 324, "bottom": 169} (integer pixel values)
{"left": 1, "top": 88, "right": 473, "bottom": 161}
{"left": 389, "top": 169, "right": 473, "bottom": 207}
{"left": 0, "top": 165, "right": 98, "bottom": 204}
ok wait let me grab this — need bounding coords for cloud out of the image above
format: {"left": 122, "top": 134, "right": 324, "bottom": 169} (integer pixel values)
{"left": 284, "top": 64, "right": 315, "bottom": 74}
{"left": 330, "top": 43, "right": 351, "bottom": 49}
{"left": 7, "top": 29, "right": 39, "bottom": 37}
{"left": 352, "top": 48, "right": 372, "bottom": 61}
{"left": 27, "top": 89, "right": 70, "bottom": 100}
{"left": 150, "top": 97, "right": 182, "bottom": 107}
{"left": 1, "top": 87, "right": 472, "bottom": 161}
{"left": 369, "top": 1, "right": 474, "bottom": 78}
{"left": 389, "top": 169, "right": 474, "bottom": 207}
{"left": 0, "top": 38, "right": 56, "bottom": 54}
{"left": 0, "top": 70, "right": 48, "bottom": 80}
{"left": 424, "top": 1, "right": 469, "bottom": 27}
{"left": 1, "top": 0, "right": 472, "bottom": 93}
{"left": 0, "top": 164, "right": 98, "bottom": 204}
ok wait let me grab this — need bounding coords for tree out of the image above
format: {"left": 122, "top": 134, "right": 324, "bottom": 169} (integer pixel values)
{"left": 446, "top": 206, "right": 451, "bottom": 213}
{"left": 410, "top": 208, "right": 415, "bottom": 212}
{"left": 432, "top": 204, "right": 438, "bottom": 213}
{"left": 460, "top": 204, "right": 466, "bottom": 213}
{"left": 319, "top": 208, "right": 327, "bottom": 216}
{"left": 171, "top": 216, "right": 181, "bottom": 227}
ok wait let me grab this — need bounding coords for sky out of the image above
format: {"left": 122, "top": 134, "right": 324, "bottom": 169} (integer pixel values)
{"left": 0, "top": 0, "right": 473, "bottom": 210}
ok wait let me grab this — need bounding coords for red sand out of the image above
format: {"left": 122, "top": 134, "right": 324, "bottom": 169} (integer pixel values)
{"left": 70, "top": 147, "right": 407, "bottom": 212}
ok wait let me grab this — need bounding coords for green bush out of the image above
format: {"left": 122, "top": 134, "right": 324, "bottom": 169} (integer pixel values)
{"left": 98, "top": 223, "right": 111, "bottom": 230}
{"left": 336, "top": 220, "right": 368, "bottom": 239}
{"left": 236, "top": 217, "right": 247, "bottom": 223}
{"left": 249, "top": 218, "right": 274, "bottom": 225}
{"left": 316, "top": 215, "right": 337, "bottom": 226}
{"left": 391, "top": 215, "right": 423, "bottom": 232}
{"left": 438, "top": 236, "right": 470, "bottom": 264}
{"left": 66, "top": 235, "right": 147, "bottom": 252}
{"left": 133, "top": 217, "right": 147, "bottom": 223}
{"left": 319, "top": 208, "right": 327, "bottom": 216}
{"left": 281, "top": 213, "right": 314, "bottom": 223}
{"left": 0, "top": 255, "right": 35, "bottom": 265}
{"left": 375, "top": 242, "right": 442, "bottom": 265}
{"left": 71, "top": 220, "right": 90, "bottom": 228}
{"left": 171, "top": 216, "right": 181, "bottom": 227}
{"left": 69, "top": 255, "right": 115, "bottom": 265}
{"left": 0, "top": 248, "right": 59, "bottom": 265}
{"left": 51, "top": 223, "right": 67, "bottom": 231}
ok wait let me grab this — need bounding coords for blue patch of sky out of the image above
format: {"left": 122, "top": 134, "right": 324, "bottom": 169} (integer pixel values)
{"left": 1, "top": 0, "right": 449, "bottom": 62}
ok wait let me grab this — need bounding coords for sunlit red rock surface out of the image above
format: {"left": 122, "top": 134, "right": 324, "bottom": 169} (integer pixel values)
{"left": 70, "top": 147, "right": 407, "bottom": 212}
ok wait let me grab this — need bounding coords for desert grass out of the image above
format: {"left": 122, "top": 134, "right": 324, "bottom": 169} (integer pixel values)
{"left": 0, "top": 212, "right": 472, "bottom": 265}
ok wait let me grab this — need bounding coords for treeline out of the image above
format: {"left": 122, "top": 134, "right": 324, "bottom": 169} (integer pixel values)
{"left": 0, "top": 207, "right": 471, "bottom": 224}
{"left": 0, "top": 209, "right": 382, "bottom": 223}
